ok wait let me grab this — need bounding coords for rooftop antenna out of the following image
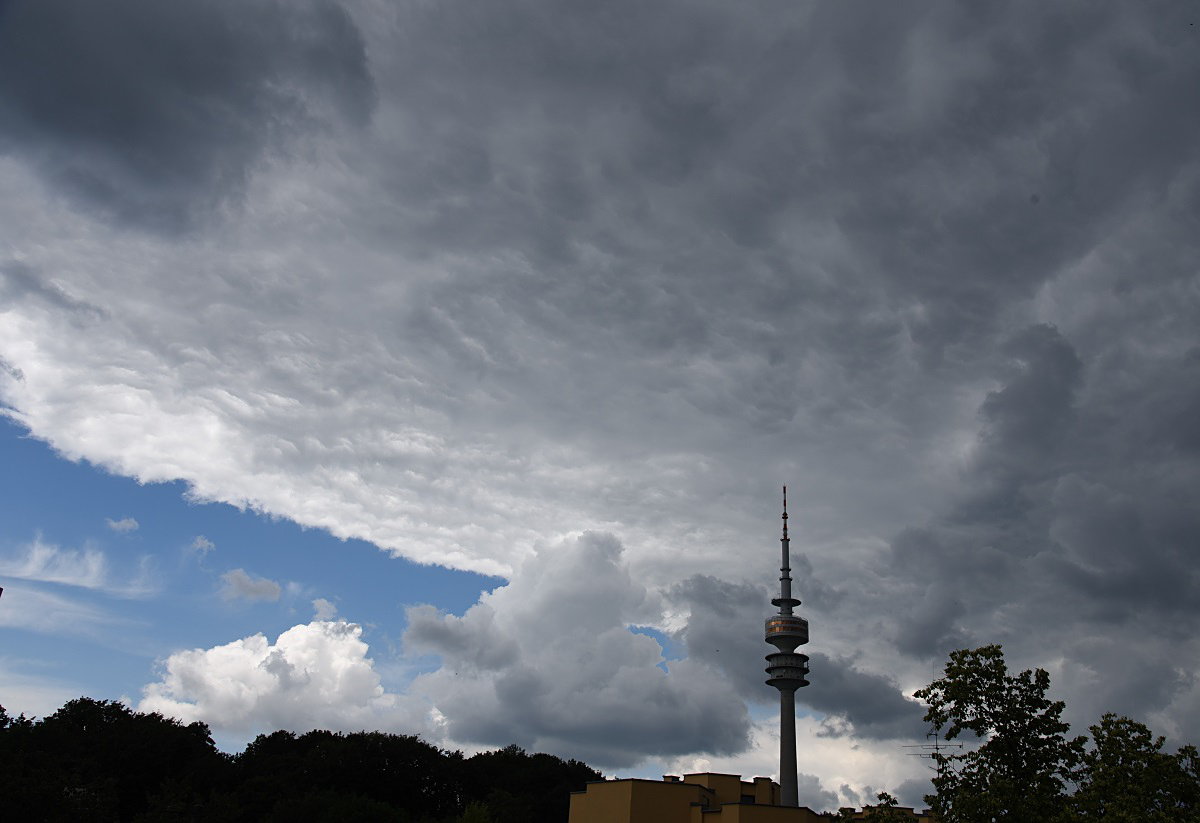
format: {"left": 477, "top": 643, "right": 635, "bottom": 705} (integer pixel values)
{"left": 903, "top": 730, "right": 964, "bottom": 783}
{"left": 764, "top": 485, "right": 810, "bottom": 806}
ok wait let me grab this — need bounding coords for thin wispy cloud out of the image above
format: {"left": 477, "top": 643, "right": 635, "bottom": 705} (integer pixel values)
{"left": 0, "top": 538, "right": 107, "bottom": 589}
{"left": 0, "top": 585, "right": 131, "bottom": 639}
{"left": 0, "top": 537, "right": 157, "bottom": 598}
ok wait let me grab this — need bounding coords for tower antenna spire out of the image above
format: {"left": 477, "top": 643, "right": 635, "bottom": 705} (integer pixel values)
{"left": 764, "top": 485, "right": 809, "bottom": 807}
{"left": 782, "top": 485, "right": 788, "bottom": 540}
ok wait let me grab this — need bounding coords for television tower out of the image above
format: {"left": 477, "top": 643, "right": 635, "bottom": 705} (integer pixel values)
{"left": 764, "top": 486, "right": 810, "bottom": 807}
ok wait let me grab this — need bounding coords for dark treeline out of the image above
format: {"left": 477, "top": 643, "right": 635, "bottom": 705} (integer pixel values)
{"left": 0, "top": 699, "right": 601, "bottom": 822}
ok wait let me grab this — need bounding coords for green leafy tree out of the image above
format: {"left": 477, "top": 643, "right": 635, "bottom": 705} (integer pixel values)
{"left": 913, "top": 645, "right": 1084, "bottom": 823}
{"left": 1067, "top": 713, "right": 1200, "bottom": 822}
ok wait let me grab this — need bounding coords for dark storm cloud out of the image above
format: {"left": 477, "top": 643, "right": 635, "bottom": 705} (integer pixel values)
{"left": 670, "top": 575, "right": 923, "bottom": 740}
{"left": 978, "top": 325, "right": 1083, "bottom": 467}
{"left": 298, "top": 0, "right": 1200, "bottom": 527}
{"left": 0, "top": 0, "right": 372, "bottom": 230}
{"left": 361, "top": 0, "right": 1200, "bottom": 369}
{"left": 806, "top": 653, "right": 925, "bottom": 741}
{"left": 890, "top": 323, "right": 1200, "bottom": 614}
{"left": 884, "top": 318, "right": 1200, "bottom": 734}
{"left": 828, "top": 4, "right": 1200, "bottom": 364}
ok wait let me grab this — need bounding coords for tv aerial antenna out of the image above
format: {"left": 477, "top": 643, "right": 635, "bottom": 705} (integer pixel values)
{"left": 903, "top": 731, "right": 964, "bottom": 781}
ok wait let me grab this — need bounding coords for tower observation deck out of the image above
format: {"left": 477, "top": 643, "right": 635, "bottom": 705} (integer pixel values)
{"left": 765, "top": 486, "right": 809, "bottom": 807}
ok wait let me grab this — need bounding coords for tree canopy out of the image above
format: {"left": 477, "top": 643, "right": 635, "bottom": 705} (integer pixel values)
{"left": 915, "top": 645, "right": 1200, "bottom": 823}
{"left": 1068, "top": 713, "right": 1200, "bottom": 822}
{"left": 0, "top": 698, "right": 601, "bottom": 822}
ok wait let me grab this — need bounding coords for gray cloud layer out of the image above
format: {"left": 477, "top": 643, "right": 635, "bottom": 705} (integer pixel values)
{"left": 405, "top": 533, "right": 750, "bottom": 768}
{"left": 2, "top": 0, "right": 1198, "bottom": 789}
{"left": 0, "top": 0, "right": 371, "bottom": 230}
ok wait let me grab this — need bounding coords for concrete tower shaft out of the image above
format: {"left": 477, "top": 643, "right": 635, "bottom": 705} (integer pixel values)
{"left": 764, "top": 486, "right": 809, "bottom": 807}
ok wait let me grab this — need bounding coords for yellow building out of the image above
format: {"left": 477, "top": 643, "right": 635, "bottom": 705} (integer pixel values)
{"left": 568, "top": 772, "right": 827, "bottom": 822}
{"left": 569, "top": 772, "right": 939, "bottom": 822}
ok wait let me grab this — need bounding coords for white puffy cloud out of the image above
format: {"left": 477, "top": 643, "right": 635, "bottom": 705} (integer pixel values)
{"left": 139, "top": 620, "right": 426, "bottom": 738}
{"left": 105, "top": 517, "right": 139, "bottom": 533}
{"left": 219, "top": 568, "right": 281, "bottom": 602}
{"left": 312, "top": 597, "right": 337, "bottom": 620}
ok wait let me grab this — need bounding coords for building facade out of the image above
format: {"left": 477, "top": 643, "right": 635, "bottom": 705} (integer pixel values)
{"left": 568, "top": 772, "right": 826, "bottom": 822}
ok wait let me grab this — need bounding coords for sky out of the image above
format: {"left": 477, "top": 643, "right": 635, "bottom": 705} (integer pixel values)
{"left": 1, "top": 0, "right": 1198, "bottom": 811}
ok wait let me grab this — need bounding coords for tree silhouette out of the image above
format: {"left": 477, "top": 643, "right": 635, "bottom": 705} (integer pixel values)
{"left": 0, "top": 698, "right": 604, "bottom": 821}
{"left": 0, "top": 698, "right": 224, "bottom": 821}
{"left": 459, "top": 743, "right": 601, "bottom": 823}
{"left": 916, "top": 647, "right": 1200, "bottom": 823}
{"left": 228, "top": 729, "right": 463, "bottom": 821}
{"left": 914, "top": 646, "right": 1085, "bottom": 822}
{"left": 1068, "top": 713, "right": 1200, "bottom": 822}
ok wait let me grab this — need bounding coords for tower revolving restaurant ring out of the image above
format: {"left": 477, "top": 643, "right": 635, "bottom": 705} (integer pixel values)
{"left": 764, "top": 615, "right": 809, "bottom": 651}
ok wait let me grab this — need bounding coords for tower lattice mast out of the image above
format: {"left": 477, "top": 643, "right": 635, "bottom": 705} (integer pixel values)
{"left": 764, "top": 486, "right": 810, "bottom": 807}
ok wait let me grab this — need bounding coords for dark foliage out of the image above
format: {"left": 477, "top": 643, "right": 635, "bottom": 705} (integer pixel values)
{"left": 460, "top": 744, "right": 603, "bottom": 823}
{"left": 1067, "top": 713, "right": 1200, "bottom": 822}
{"left": 229, "top": 728, "right": 464, "bottom": 821}
{"left": 917, "top": 646, "right": 1200, "bottom": 823}
{"left": 915, "top": 645, "right": 1084, "bottom": 822}
{"left": 0, "top": 698, "right": 225, "bottom": 822}
{"left": 0, "top": 698, "right": 602, "bottom": 822}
